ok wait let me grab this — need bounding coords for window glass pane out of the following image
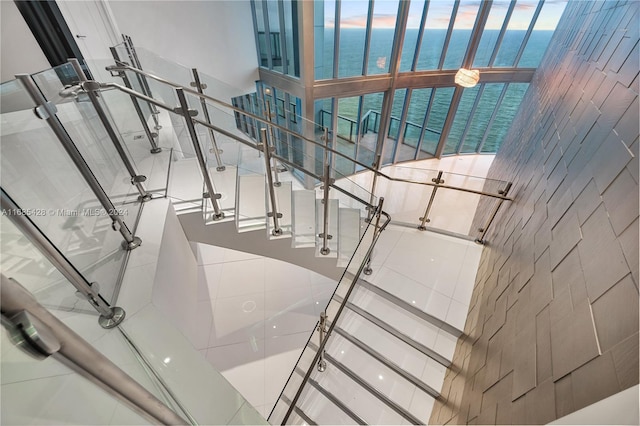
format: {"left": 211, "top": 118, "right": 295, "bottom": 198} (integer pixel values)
{"left": 338, "top": 1, "right": 369, "bottom": 78}
{"left": 443, "top": 85, "right": 481, "bottom": 155}
{"left": 266, "top": 0, "right": 283, "bottom": 72}
{"left": 337, "top": 97, "right": 359, "bottom": 143}
{"left": 367, "top": 0, "right": 399, "bottom": 75}
{"left": 416, "top": 2, "right": 454, "bottom": 70}
{"left": 335, "top": 96, "right": 359, "bottom": 174}
{"left": 442, "top": 0, "right": 481, "bottom": 69}
{"left": 255, "top": 1, "right": 268, "bottom": 67}
{"left": 419, "top": 87, "right": 454, "bottom": 157}
{"left": 357, "top": 92, "right": 384, "bottom": 166}
{"left": 404, "top": 88, "right": 432, "bottom": 150}
{"left": 283, "top": 0, "right": 299, "bottom": 77}
{"left": 316, "top": 0, "right": 335, "bottom": 80}
{"left": 400, "top": 0, "right": 426, "bottom": 72}
{"left": 517, "top": 1, "right": 567, "bottom": 67}
{"left": 472, "top": 0, "right": 512, "bottom": 67}
{"left": 315, "top": 98, "right": 333, "bottom": 132}
{"left": 482, "top": 83, "right": 529, "bottom": 152}
{"left": 460, "top": 83, "right": 505, "bottom": 152}
{"left": 493, "top": 0, "right": 538, "bottom": 67}
{"left": 379, "top": 89, "right": 406, "bottom": 164}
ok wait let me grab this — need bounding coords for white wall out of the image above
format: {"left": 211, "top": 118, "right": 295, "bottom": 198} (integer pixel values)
{"left": 107, "top": 0, "right": 259, "bottom": 93}
{"left": 1, "top": 1, "right": 50, "bottom": 82}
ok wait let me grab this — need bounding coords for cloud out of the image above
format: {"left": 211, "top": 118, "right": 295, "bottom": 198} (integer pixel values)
{"left": 327, "top": 13, "right": 398, "bottom": 29}
{"left": 339, "top": 14, "right": 368, "bottom": 28}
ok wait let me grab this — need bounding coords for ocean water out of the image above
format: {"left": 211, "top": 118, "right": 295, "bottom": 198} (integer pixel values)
{"left": 317, "top": 28, "right": 553, "bottom": 154}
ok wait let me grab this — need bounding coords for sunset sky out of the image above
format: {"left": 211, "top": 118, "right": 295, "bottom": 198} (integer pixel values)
{"left": 324, "top": 0, "right": 568, "bottom": 31}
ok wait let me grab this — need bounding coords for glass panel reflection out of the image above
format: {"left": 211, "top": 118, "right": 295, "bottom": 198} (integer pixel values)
{"left": 460, "top": 83, "right": 505, "bottom": 152}
{"left": 419, "top": 87, "right": 454, "bottom": 157}
{"left": 416, "top": 2, "right": 455, "bottom": 70}
{"left": 473, "top": 0, "right": 513, "bottom": 67}
{"left": 442, "top": 0, "right": 481, "bottom": 70}
{"left": 399, "top": 0, "right": 427, "bottom": 72}
{"left": 338, "top": 1, "right": 369, "bottom": 78}
{"left": 481, "top": 83, "right": 529, "bottom": 152}
{"left": 443, "top": 85, "right": 481, "bottom": 155}
{"left": 493, "top": 0, "right": 538, "bottom": 67}
{"left": 517, "top": 1, "right": 567, "bottom": 67}
{"left": 367, "top": 0, "right": 399, "bottom": 75}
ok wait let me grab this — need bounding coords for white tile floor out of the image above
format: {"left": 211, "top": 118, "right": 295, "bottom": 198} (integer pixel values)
{"left": 191, "top": 219, "right": 483, "bottom": 420}
{"left": 191, "top": 242, "right": 338, "bottom": 418}
{"left": 179, "top": 152, "right": 491, "bottom": 422}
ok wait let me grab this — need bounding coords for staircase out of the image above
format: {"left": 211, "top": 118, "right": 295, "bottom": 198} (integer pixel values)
{"left": 166, "top": 111, "right": 459, "bottom": 424}
{"left": 104, "top": 44, "right": 467, "bottom": 424}
{"left": 267, "top": 269, "right": 462, "bottom": 425}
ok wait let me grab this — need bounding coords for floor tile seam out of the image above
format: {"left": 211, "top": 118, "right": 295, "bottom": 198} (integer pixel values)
{"left": 1, "top": 370, "right": 78, "bottom": 387}
{"left": 212, "top": 285, "right": 321, "bottom": 302}
{"left": 377, "top": 264, "right": 452, "bottom": 300}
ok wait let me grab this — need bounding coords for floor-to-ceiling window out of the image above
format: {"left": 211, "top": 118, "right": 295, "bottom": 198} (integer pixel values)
{"left": 252, "top": 0, "right": 567, "bottom": 169}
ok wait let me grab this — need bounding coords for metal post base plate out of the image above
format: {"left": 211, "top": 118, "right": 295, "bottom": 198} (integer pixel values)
{"left": 363, "top": 267, "right": 373, "bottom": 275}
{"left": 150, "top": 147, "right": 162, "bottom": 154}
{"left": 317, "top": 359, "right": 327, "bottom": 372}
{"left": 211, "top": 212, "right": 225, "bottom": 221}
{"left": 98, "top": 307, "right": 126, "bottom": 329}
{"left": 274, "top": 182, "right": 282, "bottom": 187}
{"left": 320, "top": 247, "right": 330, "bottom": 255}
{"left": 216, "top": 166, "right": 226, "bottom": 172}
{"left": 272, "top": 228, "right": 283, "bottom": 236}
{"left": 123, "top": 236, "right": 142, "bottom": 250}
{"left": 138, "top": 194, "right": 152, "bottom": 202}
{"left": 417, "top": 225, "right": 427, "bottom": 231}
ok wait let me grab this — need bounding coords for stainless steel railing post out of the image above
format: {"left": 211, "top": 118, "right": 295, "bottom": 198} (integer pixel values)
{"left": 367, "top": 153, "right": 381, "bottom": 222}
{"left": 259, "top": 128, "right": 283, "bottom": 236}
{"left": 0, "top": 189, "right": 125, "bottom": 328}
{"left": 16, "top": 74, "right": 142, "bottom": 251}
{"left": 317, "top": 312, "right": 328, "bottom": 372}
{"left": 123, "top": 34, "right": 161, "bottom": 130}
{"left": 68, "top": 59, "right": 151, "bottom": 202}
{"left": 364, "top": 197, "right": 384, "bottom": 276}
{"left": 319, "top": 128, "right": 333, "bottom": 255}
{"left": 264, "top": 100, "right": 281, "bottom": 187}
{"left": 109, "top": 48, "right": 161, "bottom": 154}
{"left": 476, "top": 182, "right": 513, "bottom": 244}
{"left": 190, "top": 68, "right": 225, "bottom": 171}
{"left": 174, "top": 87, "right": 225, "bottom": 221}
{"left": 418, "top": 170, "right": 444, "bottom": 231}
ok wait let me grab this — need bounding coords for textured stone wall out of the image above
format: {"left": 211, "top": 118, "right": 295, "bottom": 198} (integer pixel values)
{"left": 430, "top": 1, "right": 639, "bottom": 424}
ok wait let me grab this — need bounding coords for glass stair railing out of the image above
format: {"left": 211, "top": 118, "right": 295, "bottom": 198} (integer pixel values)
{"left": 96, "top": 38, "right": 513, "bottom": 424}
{"left": 291, "top": 190, "right": 317, "bottom": 249}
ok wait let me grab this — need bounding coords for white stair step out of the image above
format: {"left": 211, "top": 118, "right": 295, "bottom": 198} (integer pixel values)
{"left": 292, "top": 190, "right": 316, "bottom": 248}
{"left": 303, "top": 358, "right": 408, "bottom": 425}
{"left": 325, "top": 332, "right": 437, "bottom": 422}
{"left": 347, "top": 285, "right": 455, "bottom": 365}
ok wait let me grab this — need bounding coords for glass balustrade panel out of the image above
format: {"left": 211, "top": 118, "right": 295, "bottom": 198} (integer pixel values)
{"left": 1, "top": 78, "right": 129, "bottom": 305}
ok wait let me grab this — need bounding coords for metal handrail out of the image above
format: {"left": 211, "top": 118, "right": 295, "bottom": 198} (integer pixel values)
{"left": 281, "top": 198, "right": 391, "bottom": 424}
{"left": 105, "top": 63, "right": 512, "bottom": 201}
{"left": 0, "top": 274, "right": 187, "bottom": 425}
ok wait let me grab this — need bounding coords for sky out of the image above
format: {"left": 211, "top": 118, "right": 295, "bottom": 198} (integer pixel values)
{"left": 324, "top": 0, "right": 568, "bottom": 31}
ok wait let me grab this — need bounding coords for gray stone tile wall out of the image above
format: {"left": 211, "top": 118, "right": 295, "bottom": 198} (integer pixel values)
{"left": 431, "top": 1, "right": 638, "bottom": 424}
